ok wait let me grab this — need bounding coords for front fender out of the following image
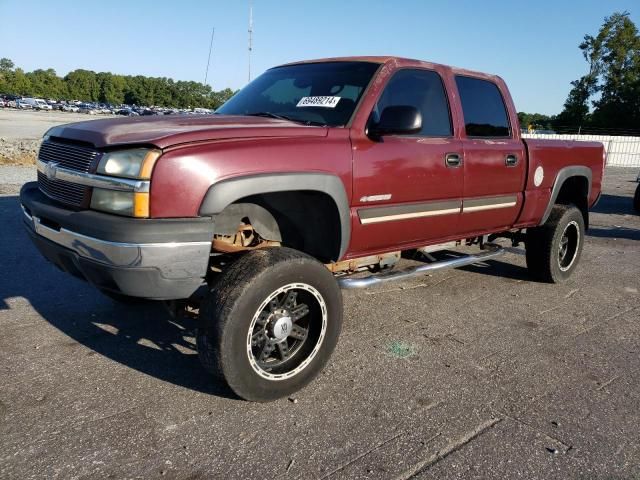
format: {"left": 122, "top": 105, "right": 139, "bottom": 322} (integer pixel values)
{"left": 199, "top": 172, "right": 351, "bottom": 259}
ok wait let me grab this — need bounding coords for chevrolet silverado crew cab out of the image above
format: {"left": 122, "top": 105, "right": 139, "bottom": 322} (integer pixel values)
{"left": 20, "top": 57, "right": 605, "bottom": 401}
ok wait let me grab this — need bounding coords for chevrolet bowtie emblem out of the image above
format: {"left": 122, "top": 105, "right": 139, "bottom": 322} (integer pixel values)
{"left": 44, "top": 161, "right": 59, "bottom": 180}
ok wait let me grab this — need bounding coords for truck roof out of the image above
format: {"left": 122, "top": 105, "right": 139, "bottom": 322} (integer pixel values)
{"left": 278, "top": 56, "right": 501, "bottom": 82}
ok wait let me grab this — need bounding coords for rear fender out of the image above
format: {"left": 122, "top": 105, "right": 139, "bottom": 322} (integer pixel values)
{"left": 540, "top": 166, "right": 592, "bottom": 225}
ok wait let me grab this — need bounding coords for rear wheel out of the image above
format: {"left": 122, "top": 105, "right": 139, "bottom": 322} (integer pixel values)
{"left": 526, "top": 205, "right": 585, "bottom": 283}
{"left": 634, "top": 183, "right": 640, "bottom": 212}
{"left": 197, "top": 247, "right": 343, "bottom": 402}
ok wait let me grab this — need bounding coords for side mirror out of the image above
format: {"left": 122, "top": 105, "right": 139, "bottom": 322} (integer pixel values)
{"left": 369, "top": 105, "right": 422, "bottom": 138}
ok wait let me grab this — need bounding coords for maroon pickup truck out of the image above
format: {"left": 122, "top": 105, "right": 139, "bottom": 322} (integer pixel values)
{"left": 20, "top": 57, "right": 605, "bottom": 401}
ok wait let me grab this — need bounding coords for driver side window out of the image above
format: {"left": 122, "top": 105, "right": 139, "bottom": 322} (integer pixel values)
{"left": 373, "top": 69, "right": 452, "bottom": 137}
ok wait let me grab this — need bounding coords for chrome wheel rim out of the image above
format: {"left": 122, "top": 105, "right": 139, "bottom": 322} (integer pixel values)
{"left": 246, "top": 283, "right": 327, "bottom": 381}
{"left": 558, "top": 220, "right": 580, "bottom": 272}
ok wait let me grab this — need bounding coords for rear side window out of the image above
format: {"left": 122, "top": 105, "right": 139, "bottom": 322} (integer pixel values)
{"left": 373, "top": 69, "right": 452, "bottom": 137}
{"left": 455, "top": 76, "right": 510, "bottom": 137}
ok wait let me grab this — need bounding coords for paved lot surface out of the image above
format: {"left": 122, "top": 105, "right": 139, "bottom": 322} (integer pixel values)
{"left": 1, "top": 168, "right": 639, "bottom": 479}
{"left": 0, "top": 110, "right": 102, "bottom": 140}
{"left": 0, "top": 110, "right": 113, "bottom": 165}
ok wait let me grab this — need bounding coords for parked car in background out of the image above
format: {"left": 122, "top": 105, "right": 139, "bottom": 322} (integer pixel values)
{"left": 2, "top": 94, "right": 20, "bottom": 103}
{"left": 16, "top": 99, "right": 33, "bottom": 109}
{"left": 35, "top": 99, "right": 53, "bottom": 110}
{"left": 62, "top": 104, "right": 80, "bottom": 113}
{"left": 20, "top": 98, "right": 52, "bottom": 110}
{"left": 78, "top": 103, "right": 98, "bottom": 114}
{"left": 115, "top": 108, "right": 139, "bottom": 116}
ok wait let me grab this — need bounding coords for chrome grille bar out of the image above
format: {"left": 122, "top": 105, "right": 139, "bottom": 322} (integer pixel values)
{"left": 37, "top": 171, "right": 86, "bottom": 205}
{"left": 38, "top": 141, "right": 100, "bottom": 173}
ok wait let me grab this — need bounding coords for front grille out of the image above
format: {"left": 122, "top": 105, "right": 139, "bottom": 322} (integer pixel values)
{"left": 37, "top": 171, "right": 87, "bottom": 205}
{"left": 37, "top": 140, "right": 101, "bottom": 206}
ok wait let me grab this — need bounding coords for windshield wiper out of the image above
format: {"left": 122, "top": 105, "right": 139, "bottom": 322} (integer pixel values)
{"left": 246, "top": 112, "right": 294, "bottom": 121}
{"left": 246, "top": 112, "right": 327, "bottom": 127}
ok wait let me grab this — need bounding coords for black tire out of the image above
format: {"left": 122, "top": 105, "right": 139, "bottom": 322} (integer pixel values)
{"left": 634, "top": 183, "right": 640, "bottom": 212}
{"left": 197, "top": 247, "right": 343, "bottom": 402}
{"left": 525, "top": 205, "right": 585, "bottom": 283}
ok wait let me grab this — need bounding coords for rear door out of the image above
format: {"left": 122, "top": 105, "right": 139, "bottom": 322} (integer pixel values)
{"left": 350, "top": 68, "right": 463, "bottom": 254}
{"left": 455, "top": 75, "right": 526, "bottom": 234}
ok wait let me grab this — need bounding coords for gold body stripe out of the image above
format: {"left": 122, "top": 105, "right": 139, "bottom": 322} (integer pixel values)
{"left": 462, "top": 201, "right": 517, "bottom": 213}
{"left": 358, "top": 195, "right": 518, "bottom": 224}
{"left": 360, "top": 207, "right": 461, "bottom": 225}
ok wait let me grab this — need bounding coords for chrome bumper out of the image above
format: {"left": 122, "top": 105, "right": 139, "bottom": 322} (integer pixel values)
{"left": 21, "top": 205, "right": 211, "bottom": 281}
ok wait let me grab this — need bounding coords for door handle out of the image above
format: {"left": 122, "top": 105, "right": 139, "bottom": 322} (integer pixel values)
{"left": 445, "top": 153, "right": 463, "bottom": 168}
{"left": 505, "top": 154, "right": 518, "bottom": 167}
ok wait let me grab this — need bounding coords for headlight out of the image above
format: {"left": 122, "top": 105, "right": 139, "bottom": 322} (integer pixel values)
{"left": 97, "top": 148, "right": 161, "bottom": 179}
{"left": 90, "top": 188, "right": 150, "bottom": 217}
{"left": 92, "top": 148, "right": 159, "bottom": 217}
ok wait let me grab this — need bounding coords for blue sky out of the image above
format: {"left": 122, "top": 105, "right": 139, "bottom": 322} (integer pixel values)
{"left": 1, "top": 0, "right": 638, "bottom": 114}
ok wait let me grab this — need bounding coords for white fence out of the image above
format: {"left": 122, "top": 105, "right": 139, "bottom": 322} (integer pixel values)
{"left": 522, "top": 133, "right": 640, "bottom": 167}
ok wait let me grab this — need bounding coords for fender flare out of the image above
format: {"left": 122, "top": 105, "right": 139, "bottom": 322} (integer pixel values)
{"left": 539, "top": 166, "right": 592, "bottom": 225}
{"left": 199, "top": 172, "right": 351, "bottom": 259}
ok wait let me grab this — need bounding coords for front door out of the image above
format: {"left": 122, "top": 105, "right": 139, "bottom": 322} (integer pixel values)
{"left": 350, "top": 68, "right": 463, "bottom": 255}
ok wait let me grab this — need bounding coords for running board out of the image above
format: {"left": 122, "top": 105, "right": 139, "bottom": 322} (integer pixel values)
{"left": 337, "top": 243, "right": 504, "bottom": 289}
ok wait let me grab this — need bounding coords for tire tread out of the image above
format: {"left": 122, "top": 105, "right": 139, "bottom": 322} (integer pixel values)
{"left": 197, "top": 247, "right": 342, "bottom": 401}
{"left": 526, "top": 205, "right": 584, "bottom": 283}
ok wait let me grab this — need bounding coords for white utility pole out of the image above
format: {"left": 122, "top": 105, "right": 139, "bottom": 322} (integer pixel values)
{"left": 248, "top": 1, "right": 253, "bottom": 82}
{"left": 204, "top": 27, "right": 215, "bottom": 86}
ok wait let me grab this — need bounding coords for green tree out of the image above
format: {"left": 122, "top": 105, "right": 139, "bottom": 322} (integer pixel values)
{"left": 0, "top": 57, "right": 236, "bottom": 109}
{"left": 26, "top": 68, "right": 66, "bottom": 98}
{"left": 210, "top": 88, "right": 236, "bottom": 109}
{"left": 557, "top": 11, "right": 640, "bottom": 132}
{"left": 554, "top": 77, "right": 595, "bottom": 130}
{"left": 97, "top": 72, "right": 126, "bottom": 104}
{"left": 10, "top": 68, "right": 32, "bottom": 95}
{"left": 65, "top": 69, "right": 100, "bottom": 101}
{"left": 0, "top": 58, "right": 14, "bottom": 74}
{"left": 518, "top": 112, "right": 555, "bottom": 131}
{"left": 0, "top": 58, "right": 15, "bottom": 93}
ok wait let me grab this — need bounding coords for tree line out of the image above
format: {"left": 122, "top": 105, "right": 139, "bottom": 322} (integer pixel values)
{"left": 0, "top": 58, "right": 236, "bottom": 109}
{"left": 2, "top": 11, "right": 638, "bottom": 129}
{"left": 524, "top": 11, "right": 640, "bottom": 135}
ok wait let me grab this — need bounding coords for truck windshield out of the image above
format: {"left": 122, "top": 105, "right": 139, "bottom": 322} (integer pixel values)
{"left": 216, "top": 61, "right": 379, "bottom": 127}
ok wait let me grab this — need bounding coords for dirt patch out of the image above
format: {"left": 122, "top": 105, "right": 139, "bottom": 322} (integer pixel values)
{"left": 0, "top": 138, "right": 39, "bottom": 166}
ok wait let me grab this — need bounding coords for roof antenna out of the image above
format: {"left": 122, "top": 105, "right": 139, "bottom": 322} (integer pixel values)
{"left": 248, "top": 1, "right": 253, "bottom": 82}
{"left": 204, "top": 27, "right": 215, "bottom": 86}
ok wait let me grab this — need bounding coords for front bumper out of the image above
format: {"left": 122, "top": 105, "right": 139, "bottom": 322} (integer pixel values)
{"left": 20, "top": 183, "right": 215, "bottom": 300}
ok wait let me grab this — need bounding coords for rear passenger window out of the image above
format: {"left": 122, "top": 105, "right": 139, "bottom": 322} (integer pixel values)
{"left": 455, "top": 76, "right": 510, "bottom": 137}
{"left": 373, "top": 69, "right": 452, "bottom": 137}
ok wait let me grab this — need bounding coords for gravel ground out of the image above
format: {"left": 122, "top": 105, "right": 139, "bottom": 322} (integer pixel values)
{"left": 0, "top": 165, "right": 35, "bottom": 194}
{"left": 0, "top": 109, "right": 112, "bottom": 165}
{"left": 0, "top": 167, "right": 639, "bottom": 479}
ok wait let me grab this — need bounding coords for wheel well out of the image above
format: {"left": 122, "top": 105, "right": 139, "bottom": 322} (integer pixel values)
{"left": 555, "top": 176, "right": 589, "bottom": 228}
{"left": 213, "top": 191, "right": 342, "bottom": 263}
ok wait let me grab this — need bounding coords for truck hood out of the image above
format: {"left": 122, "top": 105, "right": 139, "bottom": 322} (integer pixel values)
{"left": 46, "top": 114, "right": 329, "bottom": 149}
